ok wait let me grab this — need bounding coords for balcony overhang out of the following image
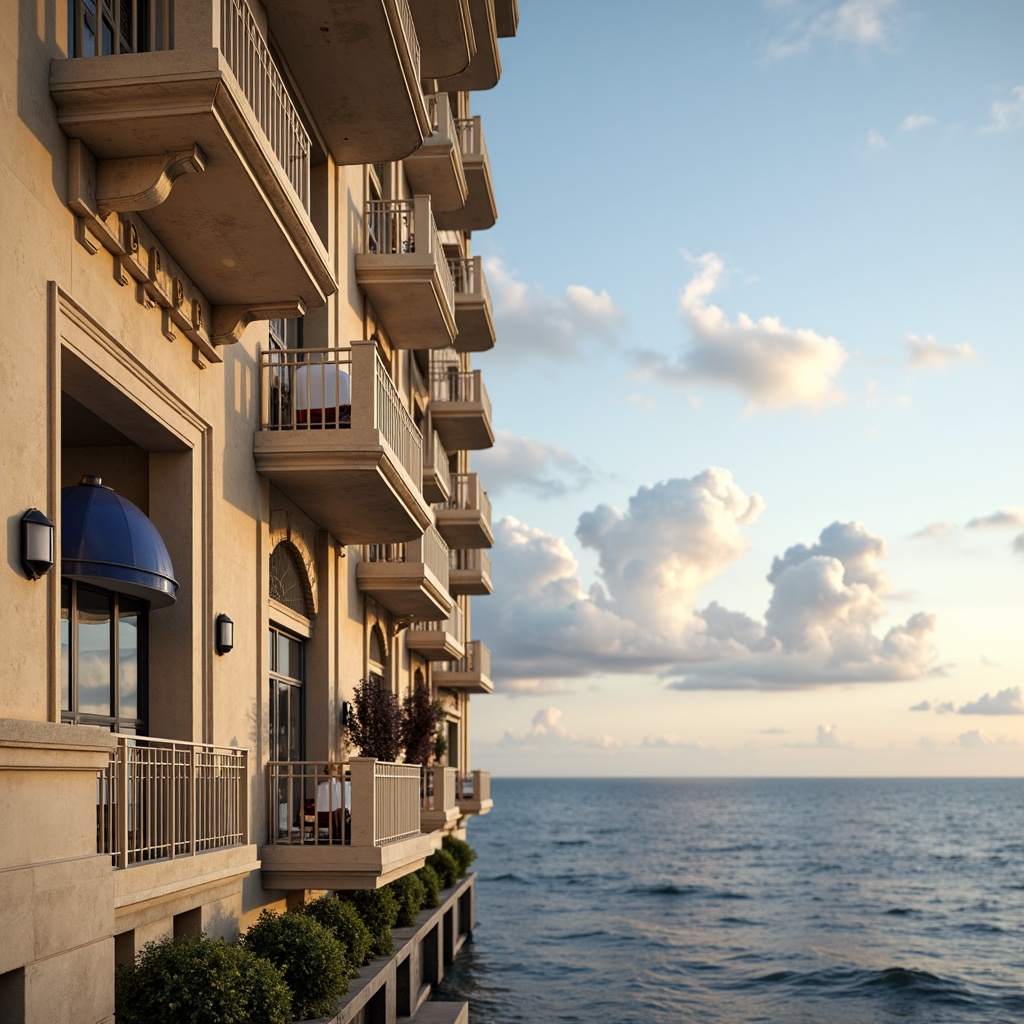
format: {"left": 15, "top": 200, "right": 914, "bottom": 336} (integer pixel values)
{"left": 430, "top": 403, "right": 494, "bottom": 452}
{"left": 436, "top": 0, "right": 501, "bottom": 92}
{"left": 50, "top": 50, "right": 335, "bottom": 312}
{"left": 260, "top": 832, "right": 434, "bottom": 890}
{"left": 356, "top": 258, "right": 458, "bottom": 350}
{"left": 435, "top": 151, "right": 497, "bottom": 232}
{"left": 409, "top": 0, "right": 476, "bottom": 79}
{"left": 423, "top": 466, "right": 452, "bottom": 505}
{"left": 406, "top": 627, "right": 465, "bottom": 661}
{"left": 435, "top": 510, "right": 493, "bottom": 550}
{"left": 404, "top": 139, "right": 469, "bottom": 214}
{"left": 448, "top": 563, "right": 492, "bottom": 596}
{"left": 357, "top": 561, "right": 454, "bottom": 620}
{"left": 261, "top": 0, "right": 430, "bottom": 164}
{"left": 253, "top": 431, "right": 432, "bottom": 544}
{"left": 421, "top": 806, "right": 461, "bottom": 833}
{"left": 458, "top": 797, "right": 494, "bottom": 817}
{"left": 494, "top": 0, "right": 519, "bottom": 37}
{"left": 434, "top": 668, "right": 493, "bottom": 695}
{"left": 453, "top": 292, "right": 496, "bottom": 352}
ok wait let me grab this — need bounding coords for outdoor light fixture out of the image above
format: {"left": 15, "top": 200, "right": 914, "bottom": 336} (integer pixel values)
{"left": 20, "top": 508, "right": 54, "bottom": 580}
{"left": 340, "top": 700, "right": 352, "bottom": 728}
{"left": 215, "top": 614, "right": 234, "bottom": 655}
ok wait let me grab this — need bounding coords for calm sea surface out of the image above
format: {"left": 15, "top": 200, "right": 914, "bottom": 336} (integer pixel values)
{"left": 436, "top": 778, "right": 1024, "bottom": 1023}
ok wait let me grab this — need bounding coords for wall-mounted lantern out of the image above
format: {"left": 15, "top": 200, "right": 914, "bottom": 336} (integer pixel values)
{"left": 215, "top": 614, "right": 234, "bottom": 655}
{"left": 21, "top": 509, "right": 55, "bottom": 580}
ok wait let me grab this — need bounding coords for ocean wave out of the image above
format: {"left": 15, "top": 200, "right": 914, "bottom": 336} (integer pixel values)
{"left": 744, "top": 964, "right": 975, "bottom": 1005}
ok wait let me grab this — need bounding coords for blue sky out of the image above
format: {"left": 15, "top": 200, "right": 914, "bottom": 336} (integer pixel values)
{"left": 462, "top": 0, "right": 1024, "bottom": 774}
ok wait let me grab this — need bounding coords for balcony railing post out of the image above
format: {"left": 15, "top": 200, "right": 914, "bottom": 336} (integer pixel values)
{"left": 240, "top": 750, "right": 249, "bottom": 844}
{"left": 349, "top": 341, "right": 375, "bottom": 434}
{"left": 350, "top": 757, "right": 377, "bottom": 846}
{"left": 115, "top": 740, "right": 128, "bottom": 870}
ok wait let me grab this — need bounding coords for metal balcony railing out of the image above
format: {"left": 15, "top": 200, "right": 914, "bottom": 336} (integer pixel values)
{"left": 430, "top": 357, "right": 492, "bottom": 420}
{"left": 450, "top": 547, "right": 491, "bottom": 578}
{"left": 68, "top": 0, "right": 172, "bottom": 56}
{"left": 97, "top": 736, "right": 248, "bottom": 868}
{"left": 364, "top": 523, "right": 450, "bottom": 587}
{"left": 425, "top": 428, "right": 452, "bottom": 496}
{"left": 440, "top": 639, "right": 491, "bottom": 678}
{"left": 445, "top": 473, "right": 492, "bottom": 525}
{"left": 447, "top": 256, "right": 492, "bottom": 308}
{"left": 392, "top": 0, "right": 422, "bottom": 84}
{"left": 453, "top": 116, "right": 488, "bottom": 162}
{"left": 422, "top": 766, "right": 459, "bottom": 813}
{"left": 410, "top": 601, "right": 464, "bottom": 645}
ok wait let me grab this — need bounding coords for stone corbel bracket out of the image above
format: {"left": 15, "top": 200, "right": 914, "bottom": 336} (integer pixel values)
{"left": 96, "top": 145, "right": 206, "bottom": 215}
{"left": 211, "top": 302, "right": 307, "bottom": 347}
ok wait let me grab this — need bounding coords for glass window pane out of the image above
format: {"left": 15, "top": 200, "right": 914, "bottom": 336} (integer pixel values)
{"left": 118, "top": 611, "right": 139, "bottom": 719}
{"left": 269, "top": 628, "right": 277, "bottom": 672}
{"left": 60, "top": 583, "right": 71, "bottom": 713}
{"left": 277, "top": 634, "right": 302, "bottom": 681}
{"left": 275, "top": 682, "right": 289, "bottom": 762}
{"left": 77, "top": 588, "right": 112, "bottom": 717}
{"left": 287, "top": 685, "right": 302, "bottom": 761}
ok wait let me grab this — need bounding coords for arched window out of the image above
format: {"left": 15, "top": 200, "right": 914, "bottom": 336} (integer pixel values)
{"left": 269, "top": 543, "right": 309, "bottom": 616}
{"left": 368, "top": 624, "right": 387, "bottom": 687}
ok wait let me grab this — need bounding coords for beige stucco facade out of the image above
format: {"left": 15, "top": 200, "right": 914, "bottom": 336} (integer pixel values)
{"left": 0, "top": 1, "right": 513, "bottom": 1020}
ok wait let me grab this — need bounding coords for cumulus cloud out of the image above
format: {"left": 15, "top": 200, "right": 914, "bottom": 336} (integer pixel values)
{"left": 899, "top": 114, "right": 936, "bottom": 132}
{"left": 784, "top": 724, "right": 850, "bottom": 748}
{"left": 484, "top": 257, "right": 625, "bottom": 362}
{"left": 473, "top": 430, "right": 595, "bottom": 500}
{"left": 641, "top": 735, "right": 708, "bottom": 750}
{"left": 958, "top": 729, "right": 1018, "bottom": 749}
{"left": 966, "top": 508, "right": 1024, "bottom": 530}
{"left": 496, "top": 707, "right": 623, "bottom": 749}
{"left": 475, "top": 475, "right": 936, "bottom": 693}
{"left": 911, "top": 522, "right": 954, "bottom": 540}
{"left": 903, "top": 334, "right": 978, "bottom": 371}
{"left": 635, "top": 253, "right": 848, "bottom": 411}
{"left": 981, "top": 84, "right": 1024, "bottom": 134}
{"left": 909, "top": 700, "right": 931, "bottom": 711}
{"left": 766, "top": 0, "right": 902, "bottom": 58}
{"left": 958, "top": 687, "right": 1024, "bottom": 716}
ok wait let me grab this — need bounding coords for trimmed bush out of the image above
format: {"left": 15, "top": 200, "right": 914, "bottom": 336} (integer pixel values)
{"left": 114, "top": 935, "right": 291, "bottom": 1024}
{"left": 302, "top": 895, "right": 373, "bottom": 973}
{"left": 416, "top": 864, "right": 441, "bottom": 909}
{"left": 427, "top": 848, "right": 459, "bottom": 890}
{"left": 338, "top": 888, "right": 400, "bottom": 960}
{"left": 442, "top": 835, "right": 477, "bottom": 878}
{"left": 388, "top": 871, "right": 427, "bottom": 927}
{"left": 241, "top": 910, "right": 349, "bottom": 1020}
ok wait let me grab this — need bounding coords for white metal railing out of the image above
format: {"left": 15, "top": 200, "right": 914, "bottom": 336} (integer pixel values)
{"left": 373, "top": 761, "right": 422, "bottom": 844}
{"left": 446, "top": 473, "right": 492, "bottom": 526}
{"left": 428, "top": 207, "right": 456, "bottom": 314}
{"left": 430, "top": 356, "right": 493, "bottom": 424}
{"left": 220, "top": 0, "right": 310, "bottom": 209}
{"left": 68, "top": 0, "right": 172, "bottom": 56}
{"left": 422, "top": 766, "right": 459, "bottom": 813}
{"left": 454, "top": 116, "right": 488, "bottom": 162}
{"left": 260, "top": 346, "right": 352, "bottom": 429}
{"left": 425, "top": 429, "right": 452, "bottom": 497}
{"left": 98, "top": 737, "right": 247, "bottom": 868}
{"left": 410, "top": 601, "right": 464, "bottom": 645}
{"left": 391, "top": 0, "right": 421, "bottom": 84}
{"left": 373, "top": 349, "right": 423, "bottom": 490}
{"left": 450, "top": 547, "right": 491, "bottom": 579}
{"left": 448, "top": 256, "right": 492, "bottom": 313}
{"left": 421, "top": 523, "right": 450, "bottom": 584}
{"left": 363, "top": 524, "right": 448, "bottom": 586}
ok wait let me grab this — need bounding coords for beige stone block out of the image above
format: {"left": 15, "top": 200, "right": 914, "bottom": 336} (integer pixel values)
{"left": 25, "top": 937, "right": 114, "bottom": 1024}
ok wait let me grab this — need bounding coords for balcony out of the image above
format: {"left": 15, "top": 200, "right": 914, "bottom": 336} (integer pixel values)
{"left": 356, "top": 197, "right": 458, "bottom": 349}
{"left": 421, "top": 766, "right": 461, "bottom": 833}
{"left": 435, "top": 473, "right": 493, "bottom": 550}
{"left": 262, "top": 759, "right": 434, "bottom": 889}
{"left": 51, "top": 0, "right": 335, "bottom": 329}
{"left": 423, "top": 428, "right": 452, "bottom": 504}
{"left": 494, "top": 0, "right": 519, "bottom": 37}
{"left": 97, "top": 736, "right": 259, "bottom": 924}
{"left": 435, "top": 118, "right": 497, "bottom": 232}
{"left": 407, "top": 602, "right": 465, "bottom": 662}
{"left": 434, "top": 640, "right": 494, "bottom": 694}
{"left": 260, "top": 0, "right": 430, "bottom": 164}
{"left": 436, "top": 0, "right": 501, "bottom": 92}
{"left": 253, "top": 341, "right": 432, "bottom": 544}
{"left": 429, "top": 352, "right": 494, "bottom": 451}
{"left": 404, "top": 95, "right": 469, "bottom": 214}
{"left": 448, "top": 257, "right": 496, "bottom": 353}
{"left": 356, "top": 525, "right": 454, "bottom": 621}
{"left": 448, "top": 548, "right": 492, "bottom": 596}
{"left": 457, "top": 770, "right": 493, "bottom": 817}
{"left": 409, "top": 0, "right": 475, "bottom": 78}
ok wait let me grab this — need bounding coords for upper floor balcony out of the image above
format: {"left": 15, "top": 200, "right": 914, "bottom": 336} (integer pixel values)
{"left": 435, "top": 473, "right": 493, "bottom": 550}
{"left": 421, "top": 766, "right": 461, "bottom": 834}
{"left": 435, "top": 118, "right": 497, "bottom": 233}
{"left": 253, "top": 341, "right": 432, "bottom": 544}
{"left": 404, "top": 95, "right": 469, "bottom": 214}
{"left": 437, "top": 0, "right": 501, "bottom": 92}
{"left": 423, "top": 427, "right": 452, "bottom": 504}
{"left": 434, "top": 640, "right": 494, "bottom": 694}
{"left": 52, "top": 0, "right": 335, "bottom": 329}
{"left": 261, "top": 759, "right": 434, "bottom": 889}
{"left": 456, "top": 769, "right": 493, "bottom": 817}
{"left": 259, "top": 0, "right": 431, "bottom": 164}
{"left": 409, "top": 0, "right": 476, "bottom": 79}
{"left": 356, "top": 197, "right": 458, "bottom": 350}
{"left": 406, "top": 602, "right": 465, "bottom": 662}
{"left": 448, "top": 548, "right": 492, "bottom": 596}
{"left": 429, "top": 352, "right": 495, "bottom": 451}
{"left": 448, "top": 257, "right": 496, "bottom": 353}
{"left": 357, "top": 524, "right": 454, "bottom": 621}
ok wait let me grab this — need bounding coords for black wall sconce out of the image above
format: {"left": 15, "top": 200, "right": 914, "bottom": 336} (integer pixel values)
{"left": 21, "top": 509, "right": 54, "bottom": 580}
{"left": 215, "top": 614, "right": 234, "bottom": 655}
{"left": 340, "top": 700, "right": 352, "bottom": 728}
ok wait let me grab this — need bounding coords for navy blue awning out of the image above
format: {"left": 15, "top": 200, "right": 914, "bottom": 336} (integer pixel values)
{"left": 62, "top": 475, "right": 178, "bottom": 608}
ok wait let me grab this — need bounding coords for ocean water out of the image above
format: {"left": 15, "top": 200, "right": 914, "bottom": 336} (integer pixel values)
{"left": 436, "top": 778, "right": 1024, "bottom": 1023}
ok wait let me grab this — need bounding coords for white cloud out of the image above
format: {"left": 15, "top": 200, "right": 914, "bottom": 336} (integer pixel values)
{"left": 495, "top": 707, "right": 623, "bottom": 749}
{"left": 958, "top": 729, "right": 1019, "bottom": 749}
{"left": 981, "top": 84, "right": 1024, "bottom": 134}
{"left": 958, "top": 687, "right": 1024, "bottom": 716}
{"left": 911, "top": 522, "right": 954, "bottom": 540}
{"left": 1014, "top": 534, "right": 1024, "bottom": 556}
{"left": 899, "top": 113, "right": 936, "bottom": 133}
{"left": 635, "top": 253, "right": 848, "bottom": 411}
{"left": 784, "top": 723, "right": 851, "bottom": 748}
{"left": 909, "top": 700, "right": 931, "bottom": 711}
{"left": 473, "top": 430, "right": 595, "bottom": 500}
{"left": 903, "top": 334, "right": 978, "bottom": 371}
{"left": 965, "top": 508, "right": 1024, "bottom": 530}
{"left": 766, "top": 0, "right": 902, "bottom": 58}
{"left": 483, "top": 257, "right": 626, "bottom": 362}
{"left": 640, "top": 735, "right": 708, "bottom": 750}
{"left": 867, "top": 129, "right": 888, "bottom": 150}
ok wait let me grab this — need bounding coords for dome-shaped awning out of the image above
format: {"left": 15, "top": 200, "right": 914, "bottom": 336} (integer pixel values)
{"left": 62, "top": 475, "right": 179, "bottom": 608}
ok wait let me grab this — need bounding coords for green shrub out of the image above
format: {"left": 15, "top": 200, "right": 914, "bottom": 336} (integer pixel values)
{"left": 427, "top": 849, "right": 459, "bottom": 890}
{"left": 338, "top": 888, "right": 400, "bottom": 960}
{"left": 241, "top": 910, "right": 349, "bottom": 1020}
{"left": 114, "top": 934, "right": 291, "bottom": 1024}
{"left": 416, "top": 865, "right": 441, "bottom": 909}
{"left": 441, "top": 835, "right": 477, "bottom": 877}
{"left": 388, "top": 872, "right": 427, "bottom": 927}
{"left": 302, "top": 895, "right": 373, "bottom": 973}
